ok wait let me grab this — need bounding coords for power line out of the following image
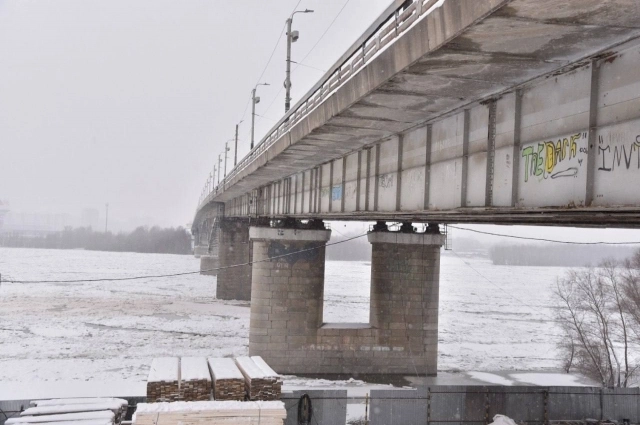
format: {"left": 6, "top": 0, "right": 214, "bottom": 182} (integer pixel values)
{"left": 448, "top": 225, "right": 640, "bottom": 245}
{"left": 4, "top": 232, "right": 368, "bottom": 284}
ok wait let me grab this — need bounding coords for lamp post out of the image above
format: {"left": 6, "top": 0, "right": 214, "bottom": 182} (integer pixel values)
{"left": 224, "top": 141, "right": 230, "bottom": 177}
{"left": 234, "top": 121, "right": 243, "bottom": 166}
{"left": 285, "top": 9, "right": 314, "bottom": 113}
{"left": 251, "top": 83, "right": 269, "bottom": 150}
{"left": 218, "top": 154, "right": 223, "bottom": 185}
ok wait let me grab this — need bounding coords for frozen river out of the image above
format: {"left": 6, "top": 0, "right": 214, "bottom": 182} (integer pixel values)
{"left": 0, "top": 247, "right": 569, "bottom": 399}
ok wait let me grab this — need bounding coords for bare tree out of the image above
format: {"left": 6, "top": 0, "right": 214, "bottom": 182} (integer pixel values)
{"left": 554, "top": 261, "right": 639, "bottom": 387}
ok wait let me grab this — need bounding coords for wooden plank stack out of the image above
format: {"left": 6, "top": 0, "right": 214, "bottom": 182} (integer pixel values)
{"left": 235, "top": 356, "right": 282, "bottom": 401}
{"left": 208, "top": 357, "right": 245, "bottom": 401}
{"left": 147, "top": 357, "right": 181, "bottom": 402}
{"left": 180, "top": 357, "right": 212, "bottom": 402}
{"left": 134, "top": 401, "right": 286, "bottom": 425}
{"left": 7, "top": 398, "right": 123, "bottom": 425}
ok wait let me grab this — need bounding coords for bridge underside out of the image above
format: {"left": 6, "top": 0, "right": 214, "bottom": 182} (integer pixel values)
{"left": 192, "top": 0, "right": 640, "bottom": 377}
{"left": 195, "top": 0, "right": 640, "bottom": 228}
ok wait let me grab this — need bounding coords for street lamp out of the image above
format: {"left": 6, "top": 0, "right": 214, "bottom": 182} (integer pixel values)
{"left": 234, "top": 120, "right": 243, "bottom": 166}
{"left": 251, "top": 82, "right": 270, "bottom": 150}
{"left": 285, "top": 9, "right": 314, "bottom": 113}
{"left": 218, "top": 154, "right": 223, "bottom": 185}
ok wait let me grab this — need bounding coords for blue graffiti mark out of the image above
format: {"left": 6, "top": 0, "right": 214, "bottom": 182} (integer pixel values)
{"left": 331, "top": 185, "right": 342, "bottom": 201}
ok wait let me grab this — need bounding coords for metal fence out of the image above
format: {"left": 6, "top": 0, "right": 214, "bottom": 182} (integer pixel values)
{"left": 1, "top": 387, "right": 638, "bottom": 425}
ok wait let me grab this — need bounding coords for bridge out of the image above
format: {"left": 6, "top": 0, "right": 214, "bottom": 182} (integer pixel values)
{"left": 192, "top": 0, "right": 640, "bottom": 377}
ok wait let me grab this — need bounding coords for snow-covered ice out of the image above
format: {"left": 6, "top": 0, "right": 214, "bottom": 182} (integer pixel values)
{"left": 0, "top": 247, "right": 574, "bottom": 399}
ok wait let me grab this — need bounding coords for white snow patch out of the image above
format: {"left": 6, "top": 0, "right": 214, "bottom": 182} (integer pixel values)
{"left": 134, "top": 400, "right": 284, "bottom": 413}
{"left": 467, "top": 372, "right": 514, "bottom": 386}
{"left": 180, "top": 357, "right": 210, "bottom": 382}
{"left": 510, "top": 373, "right": 587, "bottom": 386}
{"left": 208, "top": 358, "right": 244, "bottom": 381}
{"left": 147, "top": 357, "right": 179, "bottom": 383}
{"left": 32, "top": 399, "right": 127, "bottom": 408}
{"left": 7, "top": 412, "right": 115, "bottom": 424}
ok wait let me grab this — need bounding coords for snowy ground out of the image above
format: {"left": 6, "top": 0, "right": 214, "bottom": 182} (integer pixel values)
{"left": 0, "top": 247, "right": 579, "bottom": 400}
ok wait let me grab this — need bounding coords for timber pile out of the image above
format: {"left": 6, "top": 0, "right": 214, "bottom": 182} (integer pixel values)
{"left": 147, "top": 357, "right": 181, "bottom": 402}
{"left": 235, "top": 356, "right": 282, "bottom": 401}
{"left": 180, "top": 357, "right": 212, "bottom": 401}
{"left": 133, "top": 400, "right": 286, "bottom": 425}
{"left": 208, "top": 357, "right": 245, "bottom": 401}
{"left": 28, "top": 398, "right": 127, "bottom": 423}
{"left": 7, "top": 411, "right": 115, "bottom": 425}
{"left": 19, "top": 400, "right": 125, "bottom": 425}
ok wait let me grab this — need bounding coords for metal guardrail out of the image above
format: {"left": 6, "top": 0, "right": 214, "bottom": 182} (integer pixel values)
{"left": 197, "top": 0, "right": 442, "bottom": 211}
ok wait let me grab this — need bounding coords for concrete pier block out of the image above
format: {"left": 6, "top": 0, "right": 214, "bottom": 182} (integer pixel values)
{"left": 216, "top": 218, "right": 252, "bottom": 301}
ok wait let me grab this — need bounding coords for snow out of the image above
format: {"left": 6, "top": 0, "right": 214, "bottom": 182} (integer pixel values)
{"left": 21, "top": 402, "right": 124, "bottom": 416}
{"left": 6, "top": 412, "right": 115, "bottom": 424}
{"left": 250, "top": 356, "right": 278, "bottom": 378}
{"left": 320, "top": 323, "right": 371, "bottom": 329}
{"left": 134, "top": 400, "right": 285, "bottom": 413}
{"left": 467, "top": 372, "right": 514, "bottom": 386}
{"left": 489, "top": 415, "right": 518, "bottom": 425}
{"left": 13, "top": 421, "right": 113, "bottom": 425}
{"left": 147, "top": 358, "right": 179, "bottom": 383}
{"left": 32, "top": 399, "right": 127, "bottom": 408}
{"left": 180, "top": 357, "right": 210, "bottom": 382}
{"left": 234, "top": 357, "right": 268, "bottom": 380}
{"left": 510, "top": 372, "right": 586, "bottom": 386}
{"left": 208, "top": 358, "right": 244, "bottom": 381}
{"left": 0, "top": 248, "right": 586, "bottom": 399}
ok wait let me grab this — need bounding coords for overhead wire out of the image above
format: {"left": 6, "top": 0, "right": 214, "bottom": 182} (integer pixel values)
{"left": 4, "top": 232, "right": 368, "bottom": 285}
{"left": 448, "top": 225, "right": 640, "bottom": 245}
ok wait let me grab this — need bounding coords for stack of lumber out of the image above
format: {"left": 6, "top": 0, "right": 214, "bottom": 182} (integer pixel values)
{"left": 28, "top": 399, "right": 128, "bottom": 423}
{"left": 6, "top": 411, "right": 115, "bottom": 425}
{"left": 180, "top": 357, "right": 212, "bottom": 401}
{"left": 147, "top": 357, "right": 181, "bottom": 402}
{"left": 234, "top": 356, "right": 282, "bottom": 401}
{"left": 208, "top": 357, "right": 245, "bottom": 401}
{"left": 133, "top": 400, "right": 286, "bottom": 425}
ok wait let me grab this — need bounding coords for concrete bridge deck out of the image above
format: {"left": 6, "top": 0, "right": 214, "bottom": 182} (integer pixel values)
{"left": 195, "top": 0, "right": 640, "bottom": 227}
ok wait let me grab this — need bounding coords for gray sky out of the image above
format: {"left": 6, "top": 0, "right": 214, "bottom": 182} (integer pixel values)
{"left": 0, "top": 0, "right": 393, "bottom": 230}
{"left": 4, "top": 0, "right": 640, "bottom": 244}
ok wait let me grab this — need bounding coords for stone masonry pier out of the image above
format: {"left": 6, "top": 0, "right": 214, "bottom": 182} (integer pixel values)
{"left": 248, "top": 222, "right": 444, "bottom": 376}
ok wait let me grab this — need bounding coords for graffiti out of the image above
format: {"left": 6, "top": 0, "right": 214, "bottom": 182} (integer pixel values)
{"left": 598, "top": 134, "right": 640, "bottom": 172}
{"left": 321, "top": 187, "right": 330, "bottom": 198}
{"left": 331, "top": 185, "right": 342, "bottom": 201}
{"left": 379, "top": 174, "right": 394, "bottom": 188}
{"left": 521, "top": 132, "right": 586, "bottom": 182}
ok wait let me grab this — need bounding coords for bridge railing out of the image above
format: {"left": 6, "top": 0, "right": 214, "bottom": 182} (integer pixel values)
{"left": 198, "top": 0, "right": 442, "bottom": 210}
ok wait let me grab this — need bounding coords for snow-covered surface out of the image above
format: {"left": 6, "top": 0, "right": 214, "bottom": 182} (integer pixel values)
{"left": 31, "top": 399, "right": 127, "bottom": 408}
{"left": 13, "top": 421, "right": 113, "bottom": 425}
{"left": 250, "top": 356, "right": 278, "bottom": 378}
{"left": 180, "top": 357, "right": 210, "bottom": 382}
{"left": 147, "top": 357, "right": 179, "bottom": 383}
{"left": 235, "top": 357, "right": 268, "bottom": 380}
{"left": 208, "top": 358, "right": 244, "bottom": 381}
{"left": 320, "top": 323, "right": 371, "bottom": 329}
{"left": 21, "top": 402, "right": 124, "bottom": 416}
{"left": 6, "top": 412, "right": 115, "bottom": 424}
{"left": 134, "top": 400, "right": 284, "bottom": 413}
{"left": 490, "top": 415, "right": 518, "bottom": 425}
{"left": 0, "top": 248, "right": 584, "bottom": 399}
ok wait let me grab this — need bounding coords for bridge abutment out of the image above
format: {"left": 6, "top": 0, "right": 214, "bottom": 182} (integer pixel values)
{"left": 216, "top": 218, "right": 253, "bottom": 301}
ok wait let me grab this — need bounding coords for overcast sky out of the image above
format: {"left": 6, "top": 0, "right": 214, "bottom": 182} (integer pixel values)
{"left": 3, "top": 0, "right": 640, "bottom": 245}
{"left": 0, "top": 0, "right": 393, "bottom": 230}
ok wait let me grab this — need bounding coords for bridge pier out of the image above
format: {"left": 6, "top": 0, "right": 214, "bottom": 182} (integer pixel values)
{"left": 248, "top": 222, "right": 331, "bottom": 372}
{"left": 216, "top": 218, "right": 253, "bottom": 301}
{"left": 247, "top": 220, "right": 444, "bottom": 376}
{"left": 199, "top": 256, "right": 218, "bottom": 276}
{"left": 368, "top": 223, "right": 444, "bottom": 376}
